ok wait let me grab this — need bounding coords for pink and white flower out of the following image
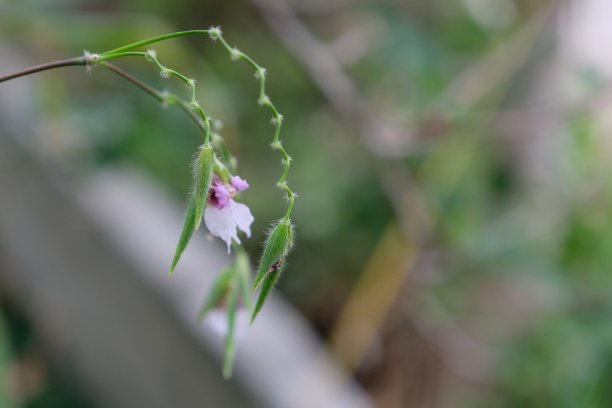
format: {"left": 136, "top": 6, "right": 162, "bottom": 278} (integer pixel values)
{"left": 204, "top": 175, "right": 254, "bottom": 252}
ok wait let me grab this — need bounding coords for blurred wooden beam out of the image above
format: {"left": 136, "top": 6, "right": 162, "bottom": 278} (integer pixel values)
{"left": 0, "top": 132, "right": 252, "bottom": 407}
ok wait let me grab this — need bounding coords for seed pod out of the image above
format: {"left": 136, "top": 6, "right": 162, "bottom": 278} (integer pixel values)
{"left": 194, "top": 144, "right": 215, "bottom": 230}
{"left": 252, "top": 219, "right": 294, "bottom": 290}
{"left": 169, "top": 143, "right": 214, "bottom": 274}
{"left": 251, "top": 219, "right": 294, "bottom": 322}
{"left": 251, "top": 257, "right": 286, "bottom": 323}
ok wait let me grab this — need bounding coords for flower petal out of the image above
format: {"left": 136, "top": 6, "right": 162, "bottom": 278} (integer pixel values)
{"left": 211, "top": 183, "right": 231, "bottom": 209}
{"left": 231, "top": 175, "right": 250, "bottom": 192}
{"left": 204, "top": 205, "right": 241, "bottom": 252}
{"left": 230, "top": 201, "right": 254, "bottom": 238}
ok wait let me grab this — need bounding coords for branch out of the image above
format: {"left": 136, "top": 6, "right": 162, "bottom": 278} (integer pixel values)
{"left": 0, "top": 57, "right": 86, "bottom": 83}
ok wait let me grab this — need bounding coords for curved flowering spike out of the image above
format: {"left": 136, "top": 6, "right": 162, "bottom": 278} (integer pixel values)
{"left": 0, "top": 28, "right": 297, "bottom": 379}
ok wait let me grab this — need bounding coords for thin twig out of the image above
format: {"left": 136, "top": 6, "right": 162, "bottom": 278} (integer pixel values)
{"left": 0, "top": 57, "right": 86, "bottom": 83}
{"left": 99, "top": 62, "right": 162, "bottom": 102}
{"left": 99, "top": 62, "right": 207, "bottom": 133}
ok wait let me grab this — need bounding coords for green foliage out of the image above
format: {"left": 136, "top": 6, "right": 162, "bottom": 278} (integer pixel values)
{"left": 198, "top": 265, "right": 234, "bottom": 320}
{"left": 198, "top": 248, "right": 252, "bottom": 379}
{"left": 169, "top": 194, "right": 198, "bottom": 274}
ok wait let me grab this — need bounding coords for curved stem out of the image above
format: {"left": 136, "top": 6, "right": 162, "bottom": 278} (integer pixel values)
{"left": 100, "top": 30, "right": 210, "bottom": 56}
{"left": 0, "top": 57, "right": 86, "bottom": 84}
{"left": 100, "top": 62, "right": 162, "bottom": 102}
{"left": 99, "top": 62, "right": 205, "bottom": 135}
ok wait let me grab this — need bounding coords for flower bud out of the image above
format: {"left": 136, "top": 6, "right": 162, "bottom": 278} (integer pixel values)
{"left": 194, "top": 144, "right": 215, "bottom": 230}
{"left": 251, "top": 219, "right": 294, "bottom": 322}
{"left": 169, "top": 144, "right": 214, "bottom": 274}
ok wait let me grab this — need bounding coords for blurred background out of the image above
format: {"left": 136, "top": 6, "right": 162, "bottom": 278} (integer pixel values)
{"left": 1, "top": 0, "right": 612, "bottom": 406}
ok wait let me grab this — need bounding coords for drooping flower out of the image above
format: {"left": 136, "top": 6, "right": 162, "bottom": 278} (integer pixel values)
{"left": 205, "top": 175, "right": 254, "bottom": 252}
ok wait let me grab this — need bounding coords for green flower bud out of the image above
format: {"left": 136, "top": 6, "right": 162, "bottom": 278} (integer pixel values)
{"left": 194, "top": 144, "right": 215, "bottom": 230}
{"left": 251, "top": 219, "right": 294, "bottom": 322}
{"left": 169, "top": 143, "right": 214, "bottom": 274}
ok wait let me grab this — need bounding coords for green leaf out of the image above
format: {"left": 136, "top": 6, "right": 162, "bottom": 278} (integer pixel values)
{"left": 252, "top": 219, "right": 294, "bottom": 290}
{"left": 197, "top": 264, "right": 235, "bottom": 320}
{"left": 223, "top": 284, "right": 239, "bottom": 379}
{"left": 235, "top": 248, "right": 253, "bottom": 313}
{"left": 169, "top": 195, "right": 198, "bottom": 275}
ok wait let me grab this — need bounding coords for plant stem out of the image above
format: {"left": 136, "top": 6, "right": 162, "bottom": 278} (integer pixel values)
{"left": 100, "top": 30, "right": 210, "bottom": 56}
{"left": 100, "top": 62, "right": 162, "bottom": 102}
{"left": 0, "top": 57, "right": 86, "bottom": 83}
{"left": 99, "top": 62, "right": 205, "bottom": 135}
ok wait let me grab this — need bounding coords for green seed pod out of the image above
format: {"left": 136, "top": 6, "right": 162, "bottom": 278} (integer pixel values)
{"left": 252, "top": 219, "right": 294, "bottom": 290}
{"left": 250, "top": 219, "right": 294, "bottom": 322}
{"left": 169, "top": 143, "right": 214, "bottom": 274}
{"left": 194, "top": 143, "right": 215, "bottom": 230}
{"left": 251, "top": 257, "right": 286, "bottom": 323}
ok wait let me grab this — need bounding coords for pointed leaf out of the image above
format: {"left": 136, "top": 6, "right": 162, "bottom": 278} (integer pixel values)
{"left": 169, "top": 196, "right": 198, "bottom": 274}
{"left": 223, "top": 284, "right": 239, "bottom": 379}
{"left": 197, "top": 264, "right": 235, "bottom": 320}
{"left": 235, "top": 248, "right": 253, "bottom": 312}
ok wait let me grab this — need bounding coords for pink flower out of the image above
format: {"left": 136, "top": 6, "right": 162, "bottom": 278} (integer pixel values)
{"left": 210, "top": 176, "right": 232, "bottom": 209}
{"left": 205, "top": 175, "right": 254, "bottom": 252}
{"left": 231, "top": 176, "right": 249, "bottom": 191}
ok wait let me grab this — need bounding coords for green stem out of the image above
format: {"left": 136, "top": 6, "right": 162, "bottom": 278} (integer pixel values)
{"left": 214, "top": 32, "right": 296, "bottom": 218}
{"left": 99, "top": 30, "right": 211, "bottom": 56}
{"left": 0, "top": 29, "right": 295, "bottom": 218}
{"left": 98, "top": 52, "right": 148, "bottom": 61}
